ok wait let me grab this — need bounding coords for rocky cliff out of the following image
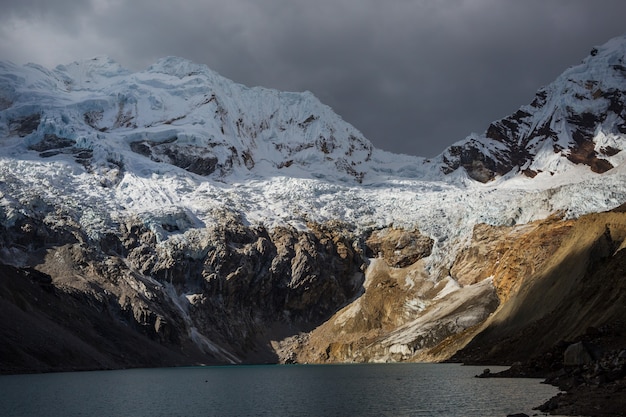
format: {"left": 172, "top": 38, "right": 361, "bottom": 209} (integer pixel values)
{"left": 0, "top": 210, "right": 367, "bottom": 369}
{"left": 450, "top": 207, "right": 626, "bottom": 365}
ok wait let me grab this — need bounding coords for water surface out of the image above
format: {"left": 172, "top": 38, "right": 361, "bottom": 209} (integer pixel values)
{"left": 0, "top": 363, "right": 558, "bottom": 417}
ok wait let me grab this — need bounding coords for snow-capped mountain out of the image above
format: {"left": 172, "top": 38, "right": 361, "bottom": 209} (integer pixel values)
{"left": 4, "top": 37, "right": 626, "bottom": 187}
{"left": 1, "top": 35, "right": 626, "bottom": 372}
{"left": 1, "top": 55, "right": 380, "bottom": 184}
{"left": 2, "top": 38, "right": 625, "bottom": 257}
{"left": 440, "top": 35, "right": 626, "bottom": 182}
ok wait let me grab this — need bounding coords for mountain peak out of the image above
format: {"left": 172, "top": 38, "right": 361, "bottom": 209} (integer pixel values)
{"left": 438, "top": 34, "right": 626, "bottom": 182}
{"left": 147, "top": 56, "right": 220, "bottom": 80}
{"left": 0, "top": 55, "right": 379, "bottom": 183}
{"left": 2, "top": 34, "right": 626, "bottom": 188}
{"left": 586, "top": 33, "right": 626, "bottom": 61}
{"left": 54, "top": 55, "right": 131, "bottom": 87}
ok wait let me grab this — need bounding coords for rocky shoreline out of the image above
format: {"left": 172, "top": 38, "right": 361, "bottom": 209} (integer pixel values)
{"left": 475, "top": 331, "right": 626, "bottom": 417}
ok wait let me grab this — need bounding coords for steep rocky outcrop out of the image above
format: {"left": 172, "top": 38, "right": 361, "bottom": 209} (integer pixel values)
{"left": 449, "top": 213, "right": 574, "bottom": 300}
{"left": 5, "top": 201, "right": 625, "bottom": 375}
{"left": 0, "top": 211, "right": 505, "bottom": 370}
{"left": 365, "top": 227, "right": 433, "bottom": 268}
{"left": 278, "top": 228, "right": 498, "bottom": 364}
{"left": 449, "top": 208, "right": 626, "bottom": 364}
{"left": 287, "top": 257, "right": 499, "bottom": 364}
{"left": 0, "top": 263, "right": 208, "bottom": 374}
{"left": 0, "top": 209, "right": 368, "bottom": 369}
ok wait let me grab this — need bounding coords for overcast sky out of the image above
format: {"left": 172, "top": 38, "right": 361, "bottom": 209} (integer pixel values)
{"left": 1, "top": 0, "right": 625, "bottom": 157}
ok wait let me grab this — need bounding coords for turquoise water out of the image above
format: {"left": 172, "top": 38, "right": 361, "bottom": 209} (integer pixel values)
{"left": 0, "top": 363, "right": 558, "bottom": 417}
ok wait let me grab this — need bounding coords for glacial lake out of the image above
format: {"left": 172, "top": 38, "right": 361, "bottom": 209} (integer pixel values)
{"left": 0, "top": 363, "right": 559, "bottom": 417}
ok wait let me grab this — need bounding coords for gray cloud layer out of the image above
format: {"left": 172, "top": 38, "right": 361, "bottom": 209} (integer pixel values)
{"left": 1, "top": 0, "right": 625, "bottom": 157}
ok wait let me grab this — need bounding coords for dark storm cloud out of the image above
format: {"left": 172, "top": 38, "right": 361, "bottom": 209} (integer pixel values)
{"left": 1, "top": 0, "right": 626, "bottom": 157}
{"left": 0, "top": 0, "right": 93, "bottom": 17}
{"left": 0, "top": 0, "right": 94, "bottom": 33}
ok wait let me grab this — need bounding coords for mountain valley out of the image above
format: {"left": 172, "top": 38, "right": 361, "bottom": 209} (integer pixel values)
{"left": 1, "top": 36, "right": 626, "bottom": 415}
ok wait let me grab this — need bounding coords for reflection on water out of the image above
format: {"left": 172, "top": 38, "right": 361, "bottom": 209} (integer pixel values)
{"left": 0, "top": 363, "right": 558, "bottom": 417}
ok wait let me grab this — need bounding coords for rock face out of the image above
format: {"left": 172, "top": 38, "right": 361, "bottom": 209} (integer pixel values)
{"left": 280, "top": 229, "right": 498, "bottom": 364}
{"left": 288, "top": 261, "right": 499, "bottom": 364}
{"left": 0, "top": 263, "right": 208, "bottom": 374}
{"left": 3, "top": 207, "right": 619, "bottom": 372}
{"left": 450, "top": 209, "right": 626, "bottom": 365}
{"left": 0, "top": 211, "right": 366, "bottom": 369}
{"left": 449, "top": 213, "right": 574, "bottom": 300}
{"left": 365, "top": 227, "right": 434, "bottom": 268}
{"left": 2, "top": 211, "right": 501, "bottom": 369}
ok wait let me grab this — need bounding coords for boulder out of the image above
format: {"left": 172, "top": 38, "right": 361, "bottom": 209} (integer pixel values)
{"left": 365, "top": 227, "right": 433, "bottom": 268}
{"left": 563, "top": 341, "right": 593, "bottom": 366}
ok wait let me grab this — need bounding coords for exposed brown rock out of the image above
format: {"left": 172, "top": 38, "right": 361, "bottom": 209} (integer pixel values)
{"left": 440, "top": 73, "right": 626, "bottom": 181}
{"left": 450, "top": 213, "right": 573, "bottom": 301}
{"left": 365, "top": 227, "right": 434, "bottom": 268}
{"left": 290, "top": 259, "right": 434, "bottom": 363}
{"left": 567, "top": 139, "right": 614, "bottom": 173}
{"left": 286, "top": 247, "right": 500, "bottom": 364}
{"left": 451, "top": 210, "right": 626, "bottom": 365}
{"left": 445, "top": 211, "right": 626, "bottom": 416}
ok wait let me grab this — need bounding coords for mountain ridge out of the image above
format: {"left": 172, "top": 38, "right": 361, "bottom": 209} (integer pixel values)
{"left": 441, "top": 34, "right": 626, "bottom": 182}
{"left": 1, "top": 54, "right": 381, "bottom": 184}
{"left": 3, "top": 34, "right": 626, "bottom": 186}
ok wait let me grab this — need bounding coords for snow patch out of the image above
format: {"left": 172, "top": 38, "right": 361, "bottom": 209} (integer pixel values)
{"left": 433, "top": 276, "right": 462, "bottom": 300}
